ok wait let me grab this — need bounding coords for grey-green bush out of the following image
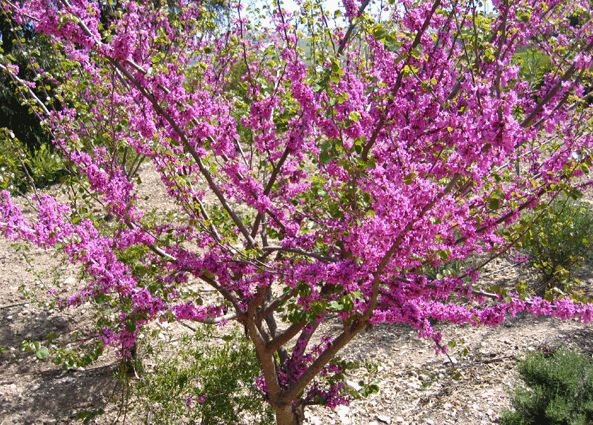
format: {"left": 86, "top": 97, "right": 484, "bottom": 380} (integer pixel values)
{"left": 501, "top": 348, "right": 593, "bottom": 425}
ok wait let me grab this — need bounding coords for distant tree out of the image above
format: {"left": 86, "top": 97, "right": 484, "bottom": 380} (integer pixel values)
{"left": 0, "top": 11, "right": 51, "bottom": 150}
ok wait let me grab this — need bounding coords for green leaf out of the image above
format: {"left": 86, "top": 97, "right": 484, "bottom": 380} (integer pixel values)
{"left": 349, "top": 111, "right": 361, "bottom": 122}
{"left": 328, "top": 301, "right": 343, "bottom": 311}
{"left": 372, "top": 25, "right": 387, "bottom": 40}
{"left": 320, "top": 141, "right": 334, "bottom": 164}
{"left": 125, "top": 320, "right": 136, "bottom": 333}
{"left": 437, "top": 249, "right": 450, "bottom": 261}
{"left": 36, "top": 346, "right": 50, "bottom": 361}
{"left": 404, "top": 172, "right": 416, "bottom": 185}
{"left": 488, "top": 197, "right": 501, "bottom": 210}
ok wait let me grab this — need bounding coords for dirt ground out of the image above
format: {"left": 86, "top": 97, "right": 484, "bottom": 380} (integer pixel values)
{"left": 1, "top": 166, "right": 592, "bottom": 425}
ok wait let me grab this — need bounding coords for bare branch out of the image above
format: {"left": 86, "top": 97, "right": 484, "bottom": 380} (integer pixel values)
{"left": 262, "top": 246, "right": 336, "bottom": 263}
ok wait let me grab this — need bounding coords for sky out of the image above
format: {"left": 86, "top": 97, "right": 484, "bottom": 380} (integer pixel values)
{"left": 243, "top": 0, "right": 390, "bottom": 28}
{"left": 243, "top": 0, "right": 495, "bottom": 26}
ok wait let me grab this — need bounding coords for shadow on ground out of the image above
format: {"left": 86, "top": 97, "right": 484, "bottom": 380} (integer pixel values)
{"left": 1, "top": 304, "right": 122, "bottom": 425}
{"left": 0, "top": 363, "right": 121, "bottom": 424}
{"left": 557, "top": 326, "right": 593, "bottom": 353}
{"left": 1, "top": 304, "right": 73, "bottom": 367}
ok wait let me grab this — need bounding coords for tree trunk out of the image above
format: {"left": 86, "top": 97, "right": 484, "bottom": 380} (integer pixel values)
{"left": 274, "top": 403, "right": 304, "bottom": 425}
{"left": 123, "top": 343, "right": 142, "bottom": 377}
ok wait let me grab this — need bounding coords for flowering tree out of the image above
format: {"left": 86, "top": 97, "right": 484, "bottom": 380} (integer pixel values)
{"left": 1, "top": 0, "right": 593, "bottom": 423}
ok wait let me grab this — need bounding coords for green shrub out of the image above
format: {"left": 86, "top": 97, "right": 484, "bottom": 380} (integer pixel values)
{"left": 501, "top": 348, "right": 593, "bottom": 425}
{"left": 134, "top": 327, "right": 273, "bottom": 425}
{"left": 0, "top": 130, "right": 65, "bottom": 193}
{"left": 513, "top": 47, "right": 552, "bottom": 89}
{"left": 517, "top": 197, "right": 593, "bottom": 296}
{"left": 27, "top": 143, "right": 66, "bottom": 188}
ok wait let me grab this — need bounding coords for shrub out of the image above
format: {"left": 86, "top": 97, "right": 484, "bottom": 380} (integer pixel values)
{"left": 27, "top": 144, "right": 66, "bottom": 188}
{"left": 133, "top": 328, "right": 274, "bottom": 425}
{"left": 501, "top": 348, "right": 593, "bottom": 425}
{"left": 0, "top": 130, "right": 65, "bottom": 193}
{"left": 517, "top": 197, "right": 593, "bottom": 296}
{"left": 513, "top": 47, "right": 552, "bottom": 90}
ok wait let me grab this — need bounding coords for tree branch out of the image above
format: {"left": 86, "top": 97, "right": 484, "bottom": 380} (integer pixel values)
{"left": 261, "top": 246, "right": 336, "bottom": 262}
{"left": 361, "top": 0, "right": 442, "bottom": 160}
{"left": 107, "top": 59, "right": 256, "bottom": 247}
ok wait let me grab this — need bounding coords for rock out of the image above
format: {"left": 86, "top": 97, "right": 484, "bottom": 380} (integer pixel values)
{"left": 336, "top": 405, "right": 350, "bottom": 415}
{"left": 336, "top": 405, "right": 351, "bottom": 424}
{"left": 443, "top": 356, "right": 458, "bottom": 365}
{"left": 376, "top": 414, "right": 392, "bottom": 424}
{"left": 63, "top": 276, "right": 78, "bottom": 286}
{"left": 307, "top": 416, "right": 323, "bottom": 425}
{"left": 345, "top": 379, "right": 362, "bottom": 392}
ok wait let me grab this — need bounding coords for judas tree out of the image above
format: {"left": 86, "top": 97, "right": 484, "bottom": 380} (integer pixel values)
{"left": 1, "top": 0, "right": 593, "bottom": 423}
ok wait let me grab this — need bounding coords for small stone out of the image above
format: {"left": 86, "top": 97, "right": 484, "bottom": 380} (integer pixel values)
{"left": 64, "top": 276, "right": 77, "bottom": 285}
{"left": 308, "top": 416, "right": 322, "bottom": 425}
{"left": 443, "top": 356, "right": 458, "bottom": 365}
{"left": 345, "top": 379, "right": 362, "bottom": 391}
{"left": 336, "top": 405, "right": 350, "bottom": 423}
{"left": 376, "top": 415, "right": 392, "bottom": 424}
{"left": 336, "top": 405, "right": 349, "bottom": 415}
